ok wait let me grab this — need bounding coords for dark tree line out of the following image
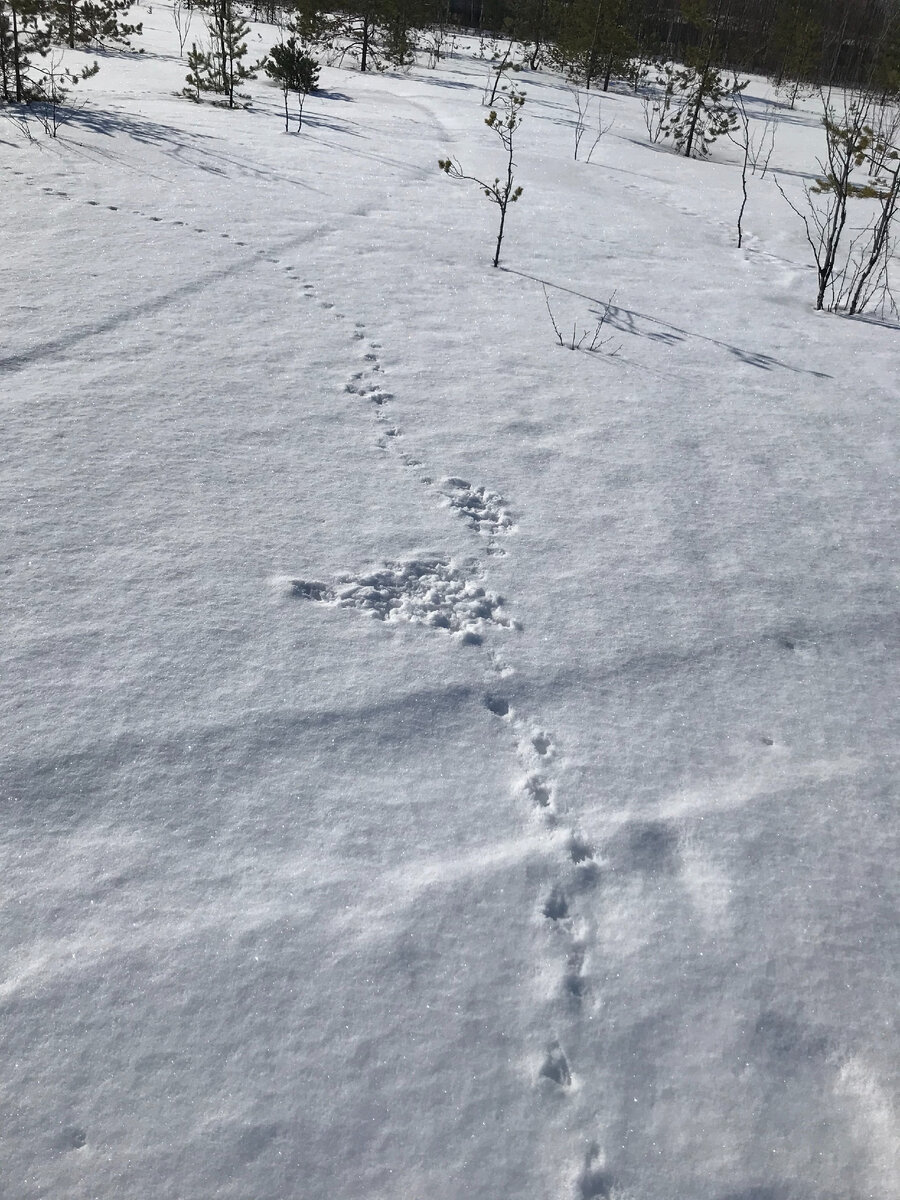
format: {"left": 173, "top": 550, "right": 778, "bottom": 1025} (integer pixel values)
{"left": 243, "top": 0, "right": 900, "bottom": 92}
{"left": 445, "top": 0, "right": 900, "bottom": 91}
{"left": 7, "top": 0, "right": 893, "bottom": 102}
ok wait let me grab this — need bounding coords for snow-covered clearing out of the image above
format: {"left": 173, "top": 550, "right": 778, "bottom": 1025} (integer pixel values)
{"left": 2, "top": 10, "right": 898, "bottom": 1199}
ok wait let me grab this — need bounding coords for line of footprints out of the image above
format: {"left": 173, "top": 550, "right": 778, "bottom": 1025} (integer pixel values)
{"left": 18, "top": 170, "right": 603, "bottom": 1196}
{"left": 300, "top": 246, "right": 607, "bottom": 1199}
{"left": 484, "top": 687, "right": 598, "bottom": 1078}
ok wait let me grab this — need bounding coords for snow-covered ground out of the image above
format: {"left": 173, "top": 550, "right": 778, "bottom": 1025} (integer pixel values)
{"left": 2, "top": 10, "right": 898, "bottom": 1199}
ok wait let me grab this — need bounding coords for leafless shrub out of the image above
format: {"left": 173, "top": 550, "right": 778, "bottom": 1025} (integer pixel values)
{"left": 542, "top": 285, "right": 621, "bottom": 355}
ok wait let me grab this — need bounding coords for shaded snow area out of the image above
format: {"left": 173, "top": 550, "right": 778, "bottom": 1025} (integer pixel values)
{"left": 2, "top": 9, "right": 898, "bottom": 1200}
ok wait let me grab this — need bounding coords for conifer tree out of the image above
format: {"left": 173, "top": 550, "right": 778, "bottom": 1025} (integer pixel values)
{"left": 265, "top": 34, "right": 318, "bottom": 130}
{"left": 192, "top": 0, "right": 256, "bottom": 107}
{"left": 381, "top": 0, "right": 418, "bottom": 69}
{"left": 505, "top": 0, "right": 559, "bottom": 71}
{"left": 290, "top": 0, "right": 422, "bottom": 74}
{"left": 662, "top": 60, "right": 742, "bottom": 157}
{"left": 776, "top": 91, "right": 900, "bottom": 312}
{"left": 288, "top": 0, "right": 340, "bottom": 57}
{"left": 553, "top": 0, "right": 634, "bottom": 91}
{"left": 769, "top": 0, "right": 821, "bottom": 107}
{"left": 183, "top": 40, "right": 212, "bottom": 101}
{"left": 342, "top": 0, "right": 386, "bottom": 73}
{"left": 0, "top": 0, "right": 49, "bottom": 103}
{"left": 659, "top": 0, "right": 742, "bottom": 158}
{"left": 47, "top": 0, "right": 141, "bottom": 51}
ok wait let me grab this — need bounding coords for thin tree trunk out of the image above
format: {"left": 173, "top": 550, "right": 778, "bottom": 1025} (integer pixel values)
{"left": 11, "top": 2, "right": 23, "bottom": 103}
{"left": 737, "top": 143, "right": 749, "bottom": 247}
{"left": 684, "top": 86, "right": 703, "bottom": 157}
{"left": 0, "top": 5, "right": 9, "bottom": 103}
{"left": 493, "top": 201, "right": 506, "bottom": 267}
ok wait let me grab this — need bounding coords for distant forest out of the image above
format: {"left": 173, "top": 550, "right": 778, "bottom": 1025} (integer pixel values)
{"left": 3, "top": 0, "right": 899, "bottom": 108}
{"left": 437, "top": 0, "right": 900, "bottom": 89}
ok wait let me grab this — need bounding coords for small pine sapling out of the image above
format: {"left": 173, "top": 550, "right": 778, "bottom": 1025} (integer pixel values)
{"left": 569, "top": 83, "right": 614, "bottom": 162}
{"left": 484, "top": 39, "right": 521, "bottom": 107}
{"left": 183, "top": 41, "right": 213, "bottom": 101}
{"left": 266, "top": 37, "right": 319, "bottom": 132}
{"left": 439, "top": 85, "right": 525, "bottom": 269}
{"left": 728, "top": 82, "right": 751, "bottom": 247}
{"left": 192, "top": 0, "right": 256, "bottom": 108}
{"left": 663, "top": 64, "right": 744, "bottom": 158}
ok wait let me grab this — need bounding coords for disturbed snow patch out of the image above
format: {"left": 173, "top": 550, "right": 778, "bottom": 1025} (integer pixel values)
{"left": 283, "top": 557, "right": 518, "bottom": 641}
{"left": 442, "top": 477, "right": 515, "bottom": 538}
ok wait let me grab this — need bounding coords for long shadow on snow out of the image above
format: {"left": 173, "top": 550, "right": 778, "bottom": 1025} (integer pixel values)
{"left": 420, "top": 76, "right": 479, "bottom": 91}
{"left": 845, "top": 310, "right": 900, "bottom": 330}
{"left": 0, "top": 226, "right": 325, "bottom": 374}
{"left": 307, "top": 133, "right": 433, "bottom": 179}
{"left": 61, "top": 104, "right": 218, "bottom": 151}
{"left": 522, "top": 609, "right": 898, "bottom": 697}
{"left": 4, "top": 683, "right": 477, "bottom": 833}
{"left": 502, "top": 267, "right": 833, "bottom": 378}
{"left": 302, "top": 112, "right": 369, "bottom": 137}
{"left": 59, "top": 105, "right": 320, "bottom": 190}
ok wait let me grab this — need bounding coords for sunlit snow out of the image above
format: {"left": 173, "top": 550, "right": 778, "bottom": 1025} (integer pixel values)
{"left": 2, "top": 8, "right": 898, "bottom": 1199}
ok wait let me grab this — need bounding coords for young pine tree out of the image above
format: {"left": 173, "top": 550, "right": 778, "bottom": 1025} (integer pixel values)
{"left": 380, "top": 0, "right": 418, "bottom": 70}
{"left": 47, "top": 0, "right": 142, "bottom": 51}
{"left": 198, "top": 0, "right": 255, "bottom": 107}
{"left": 439, "top": 85, "right": 526, "bottom": 268}
{"left": 663, "top": 63, "right": 743, "bottom": 158}
{"left": 265, "top": 36, "right": 318, "bottom": 131}
{"left": 0, "top": 0, "right": 51, "bottom": 103}
{"left": 183, "top": 40, "right": 213, "bottom": 101}
{"left": 553, "top": 0, "right": 633, "bottom": 92}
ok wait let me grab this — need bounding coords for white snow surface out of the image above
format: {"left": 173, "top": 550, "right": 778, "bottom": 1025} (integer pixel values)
{"left": 2, "top": 11, "right": 898, "bottom": 1199}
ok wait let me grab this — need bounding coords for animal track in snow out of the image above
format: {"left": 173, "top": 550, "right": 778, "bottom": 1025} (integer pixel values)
{"left": 578, "top": 1147, "right": 613, "bottom": 1199}
{"left": 484, "top": 694, "right": 511, "bottom": 717}
{"left": 287, "top": 558, "right": 518, "bottom": 642}
{"left": 442, "top": 477, "right": 515, "bottom": 539}
{"left": 61, "top": 1127, "right": 87, "bottom": 1151}
{"left": 540, "top": 1041, "right": 572, "bottom": 1087}
{"left": 518, "top": 729, "right": 555, "bottom": 766}
{"left": 289, "top": 580, "right": 330, "bottom": 601}
{"left": 568, "top": 834, "right": 594, "bottom": 864}
{"left": 522, "top": 773, "right": 554, "bottom": 811}
{"left": 543, "top": 887, "right": 569, "bottom": 921}
{"left": 564, "top": 943, "right": 588, "bottom": 1000}
{"left": 531, "top": 732, "right": 552, "bottom": 757}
